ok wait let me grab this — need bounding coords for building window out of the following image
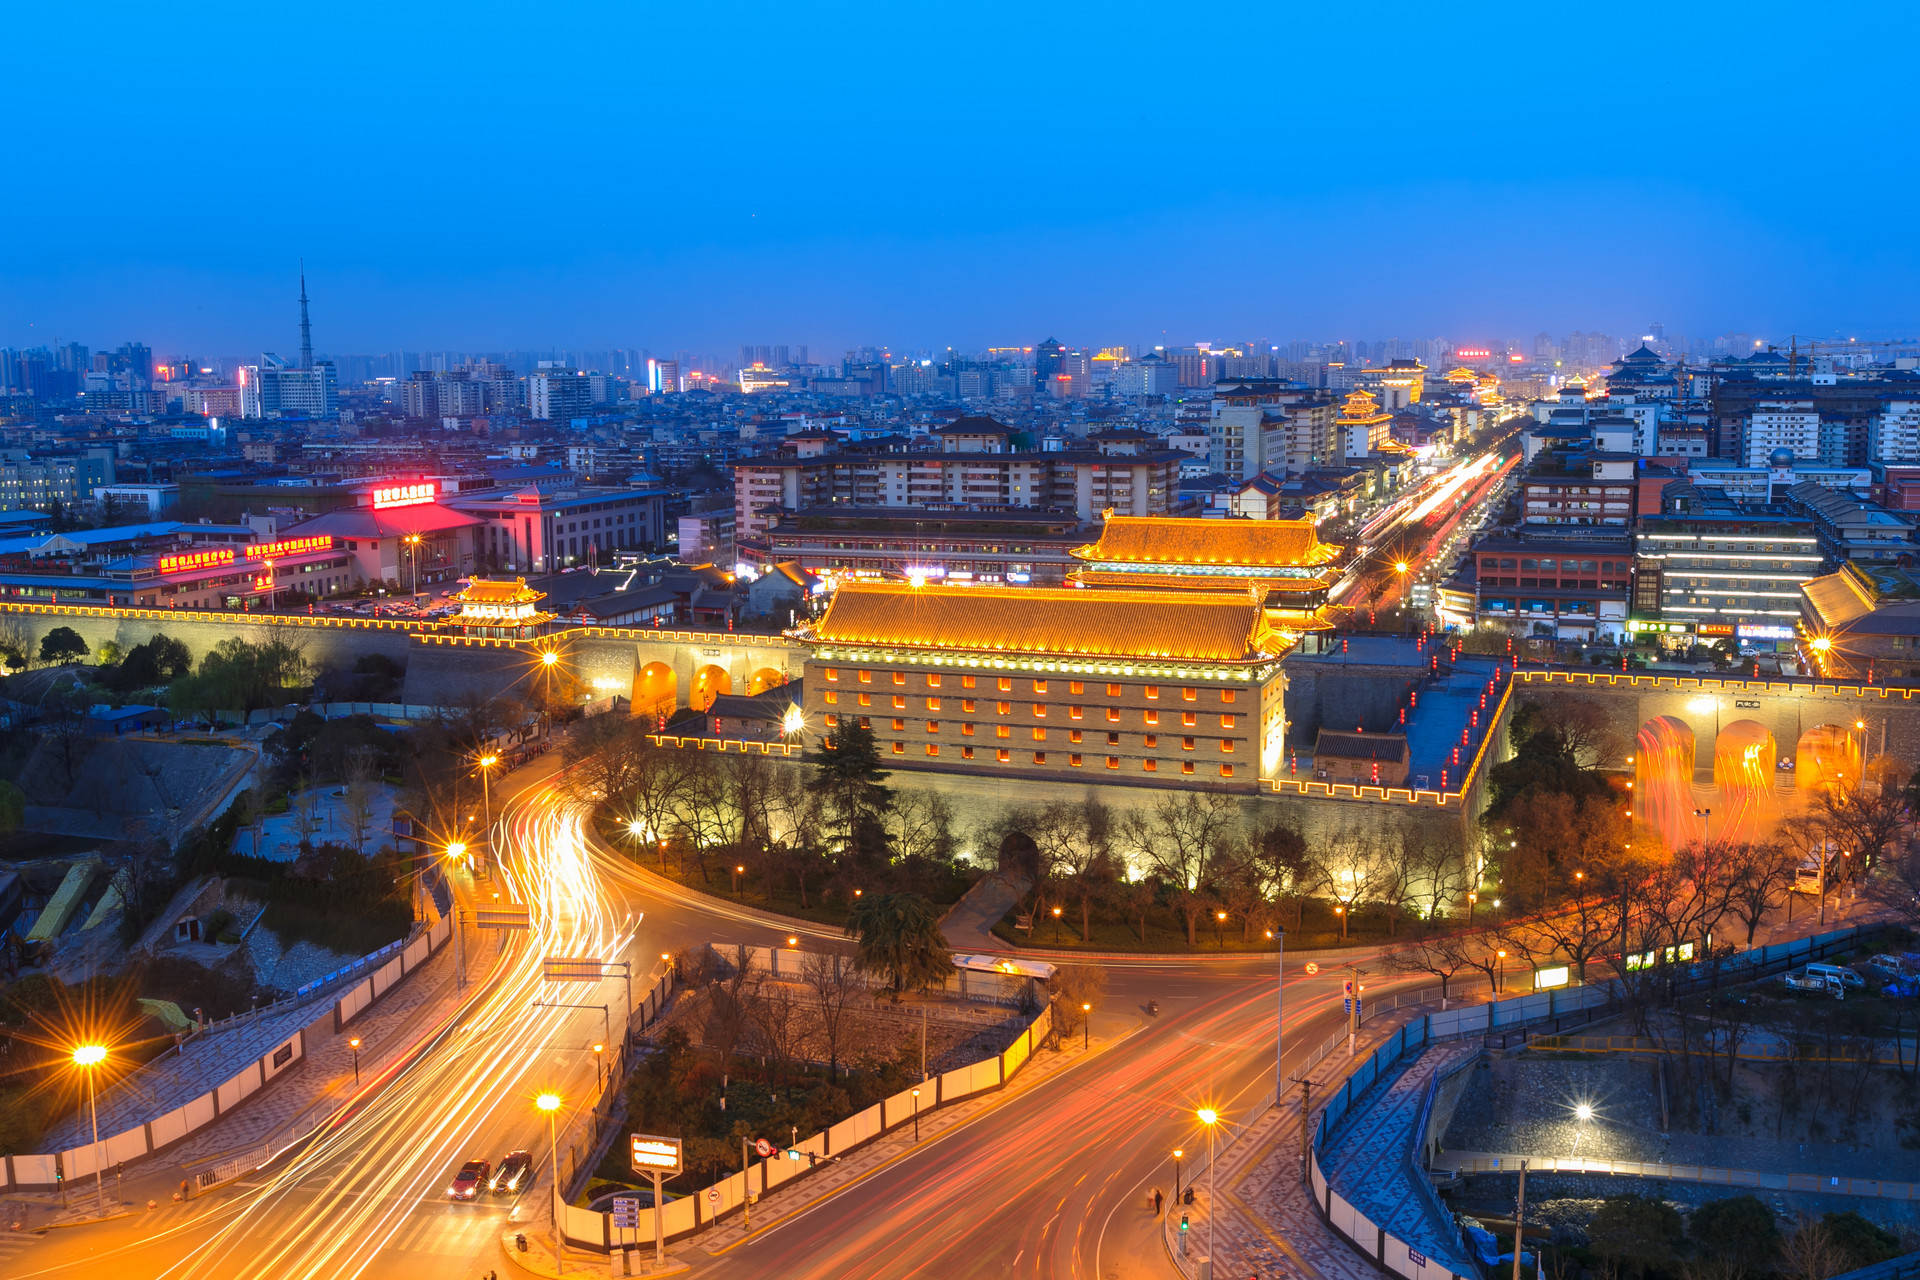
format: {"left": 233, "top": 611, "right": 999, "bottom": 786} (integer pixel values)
{"left": 825, "top": 714, "right": 839, "bottom": 727}
{"left": 996, "top": 701, "right": 1012, "bottom": 715}
{"left": 926, "top": 744, "right": 939, "bottom": 757}
{"left": 1144, "top": 685, "right": 1160, "bottom": 700}
{"left": 1031, "top": 727, "right": 1046, "bottom": 742}
{"left": 1220, "top": 764, "right": 1235, "bottom": 778}
{"left": 996, "top": 725, "right": 1012, "bottom": 739}
{"left": 1107, "top": 731, "right": 1120, "bottom": 746}
{"left": 892, "top": 672, "right": 906, "bottom": 685}
{"left": 1144, "top": 710, "right": 1159, "bottom": 726}
{"left": 1182, "top": 687, "right": 1197, "bottom": 701}
{"left": 1220, "top": 714, "right": 1235, "bottom": 728}
{"left": 925, "top": 697, "right": 941, "bottom": 711}
{"left": 824, "top": 691, "right": 838, "bottom": 705}
{"left": 1107, "top": 708, "right": 1121, "bottom": 722}
{"left": 1182, "top": 711, "right": 1197, "bottom": 727}
{"left": 925, "top": 721, "right": 939, "bottom": 733}
{"left": 962, "top": 699, "right": 976, "bottom": 712}
{"left": 1182, "top": 736, "right": 1196, "bottom": 751}
{"left": 891, "top": 718, "right": 905, "bottom": 731}
{"left": 925, "top": 674, "right": 941, "bottom": 688}
{"left": 858, "top": 670, "right": 872, "bottom": 684}
{"left": 1142, "top": 759, "right": 1158, "bottom": 772}
{"left": 1033, "top": 752, "right": 1046, "bottom": 765}
{"left": 1069, "top": 681, "right": 1084, "bottom": 695}
{"left": 1220, "top": 689, "right": 1236, "bottom": 703}
{"left": 997, "top": 749, "right": 1011, "bottom": 762}
{"left": 1068, "top": 706, "right": 1083, "bottom": 720}
{"left": 1107, "top": 683, "right": 1121, "bottom": 697}
{"left": 998, "top": 677, "right": 1013, "bottom": 691}
{"left": 1069, "top": 729, "right": 1083, "bottom": 744}
{"left": 891, "top": 742, "right": 905, "bottom": 754}
{"left": 1032, "top": 704, "right": 1046, "bottom": 718}
{"left": 824, "top": 668, "right": 839, "bottom": 682}
{"left": 962, "top": 675, "right": 976, "bottom": 689}
{"left": 1182, "top": 761, "right": 1195, "bottom": 775}
{"left": 962, "top": 746, "right": 975, "bottom": 760}
{"left": 858, "top": 693, "right": 872, "bottom": 707}
{"left": 892, "top": 695, "right": 906, "bottom": 709}
{"left": 961, "top": 723, "right": 975, "bottom": 736}
{"left": 1070, "top": 753, "right": 1083, "bottom": 767}
{"left": 1032, "top": 679, "right": 1047, "bottom": 694}
{"left": 1221, "top": 739, "right": 1236, "bottom": 752}
{"left": 1106, "top": 756, "right": 1120, "bottom": 770}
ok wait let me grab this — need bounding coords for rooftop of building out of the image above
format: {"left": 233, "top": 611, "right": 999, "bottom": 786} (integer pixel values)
{"left": 1071, "top": 514, "right": 1339, "bottom": 568}
{"left": 1312, "top": 729, "right": 1409, "bottom": 762}
{"left": 770, "top": 506, "right": 1090, "bottom": 535}
{"left": 806, "top": 580, "right": 1281, "bottom": 665}
{"left": 284, "top": 503, "right": 484, "bottom": 540}
{"left": 456, "top": 576, "right": 545, "bottom": 605}
{"left": 1802, "top": 564, "right": 1920, "bottom": 637}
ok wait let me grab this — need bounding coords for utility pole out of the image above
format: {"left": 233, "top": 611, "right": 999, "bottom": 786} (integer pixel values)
{"left": 741, "top": 1137, "right": 750, "bottom": 1228}
{"left": 1274, "top": 927, "right": 1285, "bottom": 1102}
{"left": 1511, "top": 1159, "right": 1529, "bottom": 1280}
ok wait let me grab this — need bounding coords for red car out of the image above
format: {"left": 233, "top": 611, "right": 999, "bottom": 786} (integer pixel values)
{"left": 448, "top": 1159, "right": 491, "bottom": 1201}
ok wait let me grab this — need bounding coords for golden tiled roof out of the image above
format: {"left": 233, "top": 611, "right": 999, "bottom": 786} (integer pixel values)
{"left": 1070, "top": 568, "right": 1332, "bottom": 595}
{"left": 811, "top": 581, "right": 1278, "bottom": 664}
{"left": 458, "top": 576, "right": 545, "bottom": 605}
{"left": 1800, "top": 568, "right": 1874, "bottom": 628}
{"left": 1070, "top": 515, "right": 1339, "bottom": 568}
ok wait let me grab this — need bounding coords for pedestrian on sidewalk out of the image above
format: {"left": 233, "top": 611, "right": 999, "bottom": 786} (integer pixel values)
{"left": 1153, "top": 1188, "right": 1163, "bottom": 1215}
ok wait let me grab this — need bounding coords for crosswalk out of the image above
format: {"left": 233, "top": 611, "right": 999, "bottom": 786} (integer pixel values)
{"left": 380, "top": 1204, "right": 510, "bottom": 1258}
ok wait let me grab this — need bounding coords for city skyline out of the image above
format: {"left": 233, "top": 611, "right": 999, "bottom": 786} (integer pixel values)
{"left": 8, "top": 3, "right": 1920, "bottom": 352}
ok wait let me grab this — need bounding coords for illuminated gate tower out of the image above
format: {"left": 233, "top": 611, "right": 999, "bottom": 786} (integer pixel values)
{"left": 1067, "top": 513, "right": 1342, "bottom": 641}
{"left": 453, "top": 576, "right": 552, "bottom": 639}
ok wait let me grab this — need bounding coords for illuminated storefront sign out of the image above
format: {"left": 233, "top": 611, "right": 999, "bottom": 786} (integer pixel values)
{"left": 1533, "top": 965, "right": 1570, "bottom": 990}
{"left": 1625, "top": 941, "right": 1695, "bottom": 972}
{"left": 371, "top": 481, "right": 437, "bottom": 509}
{"left": 244, "top": 535, "right": 334, "bottom": 560}
{"left": 1697, "top": 623, "right": 1735, "bottom": 637}
{"left": 157, "top": 548, "right": 235, "bottom": 574}
{"left": 1626, "top": 619, "right": 1691, "bottom": 635}
{"left": 1739, "top": 624, "right": 1795, "bottom": 640}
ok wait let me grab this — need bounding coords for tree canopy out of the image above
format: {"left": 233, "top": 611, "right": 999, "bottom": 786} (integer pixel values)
{"left": 845, "top": 892, "right": 955, "bottom": 1001}
{"left": 37, "top": 626, "right": 87, "bottom": 666}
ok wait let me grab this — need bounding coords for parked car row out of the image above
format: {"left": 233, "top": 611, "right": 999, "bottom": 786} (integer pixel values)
{"left": 1782, "top": 956, "right": 1919, "bottom": 1000}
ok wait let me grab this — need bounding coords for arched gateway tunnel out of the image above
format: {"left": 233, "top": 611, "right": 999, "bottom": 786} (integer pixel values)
{"left": 561, "top": 629, "right": 803, "bottom": 718}
{"left": 1523, "top": 669, "right": 1920, "bottom": 849}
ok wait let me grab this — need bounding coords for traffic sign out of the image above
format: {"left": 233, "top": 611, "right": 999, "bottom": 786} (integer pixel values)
{"left": 630, "top": 1133, "right": 682, "bottom": 1175}
{"left": 474, "top": 907, "right": 531, "bottom": 930}
{"left": 610, "top": 1196, "right": 641, "bottom": 1230}
{"left": 1304, "top": 962, "right": 1319, "bottom": 976}
{"left": 544, "top": 956, "right": 609, "bottom": 982}
{"left": 1343, "top": 979, "right": 1354, "bottom": 997}
{"left": 753, "top": 1138, "right": 775, "bottom": 1159}
{"left": 708, "top": 1189, "right": 719, "bottom": 1204}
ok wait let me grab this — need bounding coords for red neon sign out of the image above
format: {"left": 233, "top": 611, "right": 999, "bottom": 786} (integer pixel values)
{"left": 244, "top": 535, "right": 334, "bottom": 560}
{"left": 157, "top": 548, "right": 235, "bottom": 574}
{"left": 1455, "top": 349, "right": 1492, "bottom": 359}
{"left": 371, "top": 481, "right": 436, "bottom": 509}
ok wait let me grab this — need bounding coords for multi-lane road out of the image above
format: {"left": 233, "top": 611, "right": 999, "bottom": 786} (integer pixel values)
{"left": 4, "top": 754, "right": 1416, "bottom": 1280}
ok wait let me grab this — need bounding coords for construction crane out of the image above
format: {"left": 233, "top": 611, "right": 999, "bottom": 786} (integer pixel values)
{"left": 1784, "top": 334, "right": 1920, "bottom": 375}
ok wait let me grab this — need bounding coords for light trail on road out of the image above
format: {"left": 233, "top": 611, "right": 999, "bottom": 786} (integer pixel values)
{"left": 129, "top": 784, "right": 634, "bottom": 1280}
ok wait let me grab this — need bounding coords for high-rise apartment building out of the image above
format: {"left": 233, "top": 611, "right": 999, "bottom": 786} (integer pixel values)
{"left": 1209, "top": 379, "right": 1337, "bottom": 479}
{"left": 528, "top": 369, "right": 592, "bottom": 420}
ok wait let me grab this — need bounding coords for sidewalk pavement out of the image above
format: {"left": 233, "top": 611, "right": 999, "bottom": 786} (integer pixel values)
{"left": 500, "top": 1213, "right": 692, "bottom": 1279}
{"left": 11, "top": 918, "right": 504, "bottom": 1231}
{"left": 938, "top": 874, "right": 1028, "bottom": 953}
{"left": 1161, "top": 1008, "right": 1436, "bottom": 1280}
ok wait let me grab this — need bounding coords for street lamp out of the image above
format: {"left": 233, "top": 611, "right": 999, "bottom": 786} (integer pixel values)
{"left": 537, "top": 1092, "right": 563, "bottom": 1273}
{"left": 1334, "top": 902, "right": 1347, "bottom": 940}
{"left": 1173, "top": 1148, "right": 1184, "bottom": 1204}
{"left": 1214, "top": 909, "right": 1228, "bottom": 948}
{"left": 733, "top": 863, "right": 745, "bottom": 894}
{"left": 911, "top": 1087, "right": 921, "bottom": 1142}
{"left": 1081, "top": 1002, "right": 1091, "bottom": 1051}
{"left": 348, "top": 1036, "right": 361, "bottom": 1087}
{"left": 404, "top": 532, "right": 422, "bottom": 599}
{"left": 73, "top": 1044, "right": 108, "bottom": 1216}
{"left": 476, "top": 753, "right": 499, "bottom": 856}
{"left": 445, "top": 842, "right": 468, "bottom": 987}
{"left": 1496, "top": 949, "right": 1507, "bottom": 994}
{"left": 591, "top": 1043, "right": 605, "bottom": 1090}
{"left": 1197, "top": 1108, "right": 1219, "bottom": 1266}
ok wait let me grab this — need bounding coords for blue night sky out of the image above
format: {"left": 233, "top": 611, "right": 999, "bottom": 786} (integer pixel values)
{"left": 5, "top": 1, "right": 1917, "bottom": 356}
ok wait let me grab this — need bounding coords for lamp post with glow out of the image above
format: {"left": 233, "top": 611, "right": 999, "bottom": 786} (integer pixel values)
{"left": 445, "top": 841, "right": 468, "bottom": 988}
{"left": 404, "top": 532, "right": 422, "bottom": 599}
{"left": 911, "top": 1087, "right": 921, "bottom": 1142}
{"left": 1080, "top": 1002, "right": 1091, "bottom": 1051}
{"left": 537, "top": 1092, "right": 563, "bottom": 1273}
{"left": 1172, "top": 1147, "right": 1183, "bottom": 1204}
{"left": 348, "top": 1036, "right": 361, "bottom": 1087}
{"left": 1197, "top": 1108, "right": 1219, "bottom": 1267}
{"left": 476, "top": 752, "right": 499, "bottom": 859}
{"left": 73, "top": 1044, "right": 108, "bottom": 1216}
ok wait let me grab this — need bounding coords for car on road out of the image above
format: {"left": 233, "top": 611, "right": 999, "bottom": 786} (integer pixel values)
{"left": 489, "top": 1150, "right": 533, "bottom": 1194}
{"left": 448, "top": 1159, "right": 491, "bottom": 1200}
